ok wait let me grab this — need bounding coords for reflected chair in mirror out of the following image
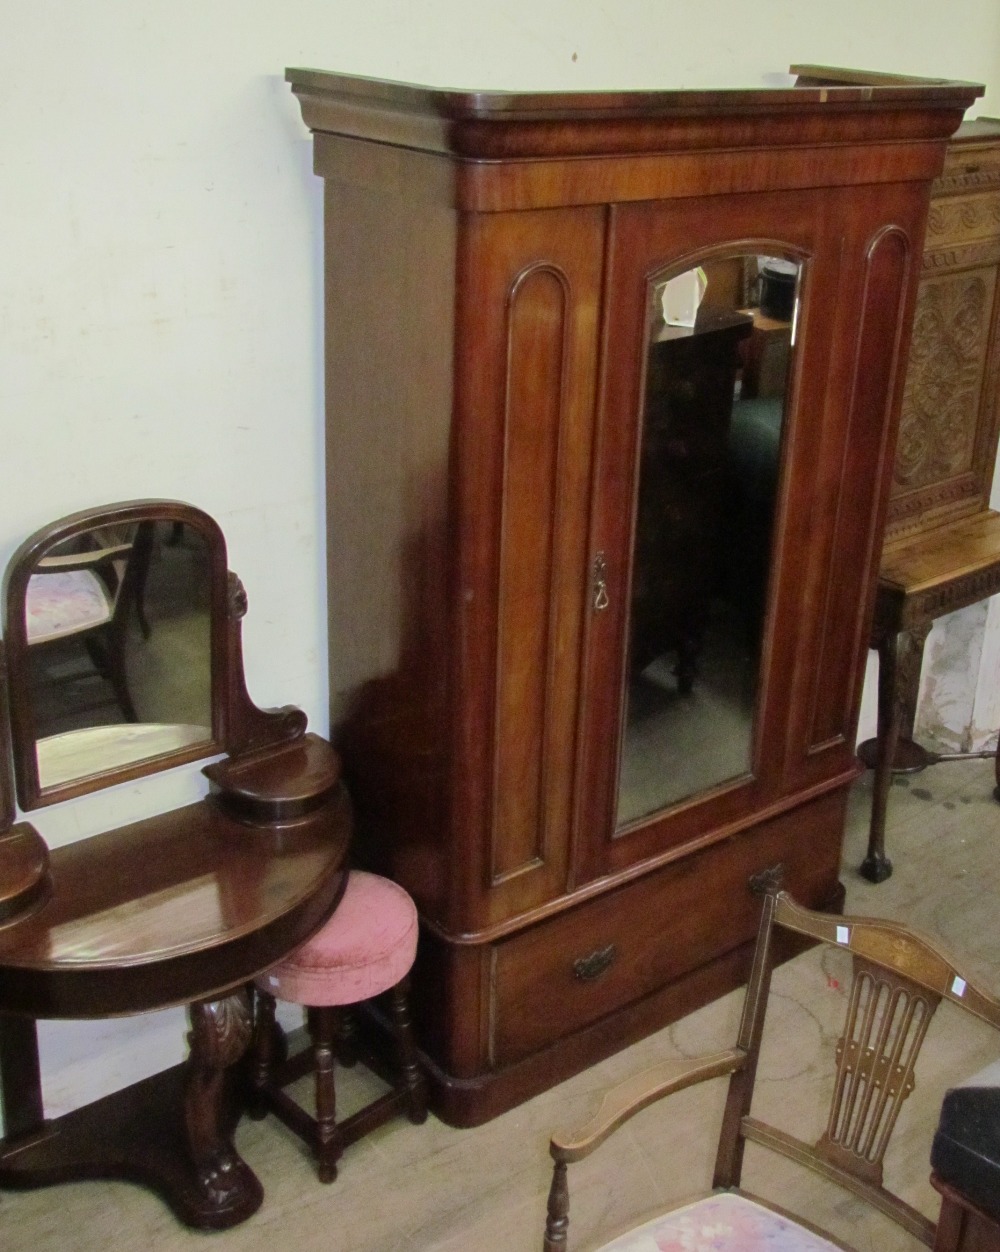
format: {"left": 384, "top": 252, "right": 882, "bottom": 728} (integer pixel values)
{"left": 3, "top": 502, "right": 220, "bottom": 808}
{"left": 249, "top": 870, "right": 428, "bottom": 1183}
{"left": 24, "top": 521, "right": 154, "bottom": 728}
{"left": 542, "top": 886, "right": 1000, "bottom": 1252}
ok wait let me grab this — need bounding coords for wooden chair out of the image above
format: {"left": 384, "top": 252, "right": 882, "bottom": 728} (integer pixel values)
{"left": 542, "top": 886, "right": 1000, "bottom": 1252}
{"left": 25, "top": 521, "right": 154, "bottom": 726}
{"left": 249, "top": 870, "right": 428, "bottom": 1182}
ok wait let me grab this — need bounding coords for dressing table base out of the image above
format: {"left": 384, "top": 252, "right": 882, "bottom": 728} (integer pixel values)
{"left": 0, "top": 992, "right": 263, "bottom": 1230}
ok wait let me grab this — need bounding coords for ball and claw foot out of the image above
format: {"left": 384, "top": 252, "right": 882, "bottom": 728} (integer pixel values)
{"left": 859, "top": 851, "right": 893, "bottom": 883}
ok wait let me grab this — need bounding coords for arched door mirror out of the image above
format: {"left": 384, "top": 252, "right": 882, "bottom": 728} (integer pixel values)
{"left": 2, "top": 501, "right": 229, "bottom": 808}
{"left": 617, "top": 250, "right": 802, "bottom": 827}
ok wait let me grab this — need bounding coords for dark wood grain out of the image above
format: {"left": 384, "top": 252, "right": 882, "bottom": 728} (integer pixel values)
{"left": 859, "top": 122, "right": 1000, "bottom": 881}
{"left": 292, "top": 66, "right": 982, "bottom": 1124}
{"left": 0, "top": 502, "right": 352, "bottom": 1225}
{"left": 0, "top": 785, "right": 350, "bottom": 1017}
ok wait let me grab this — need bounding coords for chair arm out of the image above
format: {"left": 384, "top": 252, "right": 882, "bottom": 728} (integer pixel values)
{"left": 37, "top": 544, "right": 132, "bottom": 572}
{"left": 550, "top": 1047, "right": 745, "bottom": 1164}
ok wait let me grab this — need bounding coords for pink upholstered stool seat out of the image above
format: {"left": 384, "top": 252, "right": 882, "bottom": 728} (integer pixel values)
{"left": 258, "top": 870, "right": 418, "bottom": 1007}
{"left": 249, "top": 870, "right": 427, "bottom": 1183}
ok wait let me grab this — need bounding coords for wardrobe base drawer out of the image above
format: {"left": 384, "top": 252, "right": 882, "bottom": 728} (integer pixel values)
{"left": 490, "top": 792, "right": 843, "bottom": 1066}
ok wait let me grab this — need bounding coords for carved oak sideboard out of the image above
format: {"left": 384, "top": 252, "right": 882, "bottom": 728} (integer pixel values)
{"left": 286, "top": 66, "right": 981, "bottom": 1124}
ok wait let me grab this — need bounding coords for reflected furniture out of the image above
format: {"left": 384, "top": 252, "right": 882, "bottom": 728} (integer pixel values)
{"left": 250, "top": 869, "right": 427, "bottom": 1182}
{"left": 858, "top": 119, "right": 1000, "bottom": 882}
{"left": 0, "top": 501, "right": 351, "bottom": 1228}
{"left": 632, "top": 308, "right": 753, "bottom": 688}
{"left": 286, "top": 64, "right": 982, "bottom": 1126}
{"left": 542, "top": 885, "right": 1000, "bottom": 1252}
{"left": 25, "top": 520, "right": 153, "bottom": 725}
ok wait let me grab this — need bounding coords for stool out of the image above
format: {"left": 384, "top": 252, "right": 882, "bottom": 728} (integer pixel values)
{"left": 249, "top": 870, "right": 427, "bottom": 1182}
{"left": 857, "top": 511, "right": 1000, "bottom": 883}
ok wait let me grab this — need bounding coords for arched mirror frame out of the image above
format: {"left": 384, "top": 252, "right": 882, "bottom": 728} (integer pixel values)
{"left": 612, "top": 238, "right": 811, "bottom": 834}
{"left": 0, "top": 640, "right": 51, "bottom": 922}
{"left": 2, "top": 499, "right": 305, "bottom": 811}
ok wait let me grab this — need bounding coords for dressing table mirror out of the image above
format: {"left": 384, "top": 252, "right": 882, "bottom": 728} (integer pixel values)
{"left": 0, "top": 500, "right": 351, "bottom": 1229}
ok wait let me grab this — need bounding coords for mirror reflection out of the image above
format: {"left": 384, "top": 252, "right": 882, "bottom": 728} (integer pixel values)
{"left": 617, "top": 252, "right": 801, "bottom": 827}
{"left": 24, "top": 519, "right": 213, "bottom": 789}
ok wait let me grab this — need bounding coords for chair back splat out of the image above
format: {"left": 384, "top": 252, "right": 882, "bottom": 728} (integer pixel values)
{"left": 543, "top": 886, "right": 1000, "bottom": 1252}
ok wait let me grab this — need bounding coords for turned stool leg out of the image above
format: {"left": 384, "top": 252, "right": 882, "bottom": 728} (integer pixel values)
{"left": 388, "top": 976, "right": 427, "bottom": 1124}
{"left": 335, "top": 1007, "right": 360, "bottom": 1067}
{"left": 309, "top": 1006, "right": 344, "bottom": 1183}
{"left": 248, "top": 989, "right": 278, "bottom": 1120}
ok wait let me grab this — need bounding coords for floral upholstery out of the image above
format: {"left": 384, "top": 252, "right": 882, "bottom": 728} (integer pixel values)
{"left": 599, "top": 1193, "right": 842, "bottom": 1252}
{"left": 26, "top": 570, "right": 113, "bottom": 643}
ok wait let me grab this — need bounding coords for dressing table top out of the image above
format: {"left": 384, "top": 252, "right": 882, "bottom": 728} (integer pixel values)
{"left": 0, "top": 774, "right": 351, "bottom": 1018}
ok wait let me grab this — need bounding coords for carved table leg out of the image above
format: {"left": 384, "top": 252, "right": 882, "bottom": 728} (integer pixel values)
{"left": 860, "top": 624, "right": 931, "bottom": 883}
{"left": 857, "top": 621, "right": 933, "bottom": 773}
{"left": 0, "top": 995, "right": 263, "bottom": 1229}
{"left": 184, "top": 989, "right": 263, "bottom": 1226}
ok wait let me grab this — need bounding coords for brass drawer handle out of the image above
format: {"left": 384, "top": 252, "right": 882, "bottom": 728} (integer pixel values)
{"left": 573, "top": 943, "right": 617, "bottom": 982}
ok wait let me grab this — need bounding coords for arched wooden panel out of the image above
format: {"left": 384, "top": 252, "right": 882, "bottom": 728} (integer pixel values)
{"left": 808, "top": 225, "right": 913, "bottom": 752}
{"left": 491, "top": 264, "right": 572, "bottom": 881}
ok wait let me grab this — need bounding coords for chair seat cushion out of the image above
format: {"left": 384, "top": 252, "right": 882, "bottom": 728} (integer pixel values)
{"left": 257, "top": 870, "right": 418, "bottom": 1006}
{"left": 26, "top": 570, "right": 113, "bottom": 642}
{"left": 598, "top": 1192, "right": 842, "bottom": 1251}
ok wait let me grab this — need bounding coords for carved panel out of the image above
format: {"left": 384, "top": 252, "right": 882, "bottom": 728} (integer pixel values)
{"left": 895, "top": 269, "right": 995, "bottom": 493}
{"left": 906, "top": 563, "right": 1000, "bottom": 625}
{"left": 885, "top": 124, "right": 1000, "bottom": 540}
{"left": 925, "top": 192, "right": 1000, "bottom": 248}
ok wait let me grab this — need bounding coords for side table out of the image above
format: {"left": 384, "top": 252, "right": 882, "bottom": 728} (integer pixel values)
{"left": 858, "top": 511, "right": 1000, "bottom": 882}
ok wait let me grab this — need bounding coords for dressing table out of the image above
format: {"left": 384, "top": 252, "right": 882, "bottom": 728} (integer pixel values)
{"left": 0, "top": 501, "right": 351, "bottom": 1228}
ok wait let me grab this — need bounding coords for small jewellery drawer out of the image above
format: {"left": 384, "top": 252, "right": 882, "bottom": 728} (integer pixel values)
{"left": 489, "top": 794, "right": 842, "bottom": 1065}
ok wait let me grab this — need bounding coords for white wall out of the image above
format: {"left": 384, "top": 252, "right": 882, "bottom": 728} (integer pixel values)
{"left": 2, "top": 0, "right": 998, "bottom": 1128}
